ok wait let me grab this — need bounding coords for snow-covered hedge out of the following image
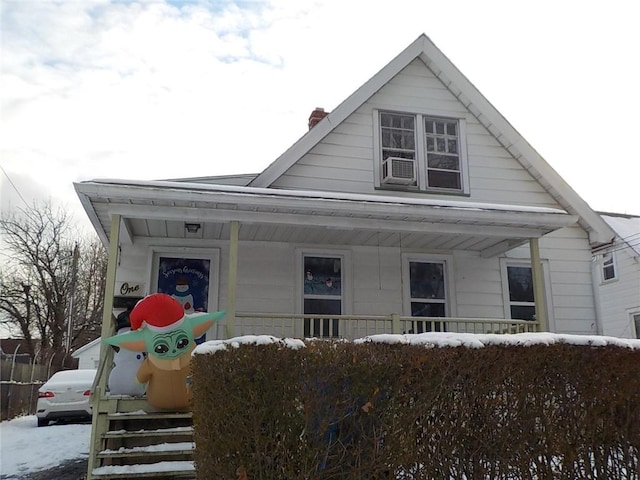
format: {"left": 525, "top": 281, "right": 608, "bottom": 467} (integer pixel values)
{"left": 191, "top": 333, "right": 640, "bottom": 479}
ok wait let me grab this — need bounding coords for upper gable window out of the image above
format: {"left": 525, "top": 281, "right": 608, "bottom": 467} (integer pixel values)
{"left": 377, "top": 111, "right": 468, "bottom": 194}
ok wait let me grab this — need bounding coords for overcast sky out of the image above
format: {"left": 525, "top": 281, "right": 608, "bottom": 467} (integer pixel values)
{"left": 1, "top": 0, "right": 639, "bottom": 235}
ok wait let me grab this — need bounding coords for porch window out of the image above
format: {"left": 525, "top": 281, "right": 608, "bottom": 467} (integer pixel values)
{"left": 506, "top": 265, "right": 536, "bottom": 321}
{"left": 303, "top": 255, "right": 342, "bottom": 337}
{"left": 408, "top": 260, "right": 447, "bottom": 332}
{"left": 601, "top": 252, "right": 616, "bottom": 282}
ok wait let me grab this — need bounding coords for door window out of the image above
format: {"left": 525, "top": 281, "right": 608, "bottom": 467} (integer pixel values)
{"left": 303, "top": 256, "right": 342, "bottom": 337}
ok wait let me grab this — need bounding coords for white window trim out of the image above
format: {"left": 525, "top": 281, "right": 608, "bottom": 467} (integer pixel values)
{"left": 500, "top": 258, "right": 555, "bottom": 330}
{"left": 600, "top": 251, "right": 618, "bottom": 284}
{"left": 373, "top": 109, "right": 470, "bottom": 195}
{"left": 628, "top": 308, "right": 640, "bottom": 339}
{"left": 401, "top": 253, "right": 457, "bottom": 317}
{"left": 295, "top": 248, "right": 352, "bottom": 316}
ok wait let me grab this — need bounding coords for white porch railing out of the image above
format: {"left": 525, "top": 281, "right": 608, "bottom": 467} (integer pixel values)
{"left": 225, "top": 313, "right": 540, "bottom": 340}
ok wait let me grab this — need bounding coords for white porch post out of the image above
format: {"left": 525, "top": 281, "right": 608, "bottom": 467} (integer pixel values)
{"left": 87, "top": 214, "right": 120, "bottom": 477}
{"left": 226, "top": 220, "right": 239, "bottom": 338}
{"left": 529, "top": 238, "right": 547, "bottom": 332}
{"left": 97, "top": 214, "right": 121, "bottom": 390}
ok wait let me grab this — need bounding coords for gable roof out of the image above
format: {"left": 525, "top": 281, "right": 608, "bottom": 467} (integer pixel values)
{"left": 249, "top": 34, "right": 614, "bottom": 246}
{"left": 599, "top": 212, "right": 640, "bottom": 257}
{"left": 71, "top": 337, "right": 101, "bottom": 358}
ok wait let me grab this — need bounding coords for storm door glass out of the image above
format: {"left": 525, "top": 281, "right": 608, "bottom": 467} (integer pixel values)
{"left": 303, "top": 256, "right": 342, "bottom": 338}
{"left": 409, "top": 261, "right": 446, "bottom": 332}
{"left": 507, "top": 265, "right": 536, "bottom": 320}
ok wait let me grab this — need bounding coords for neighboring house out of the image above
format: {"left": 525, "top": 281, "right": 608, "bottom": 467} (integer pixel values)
{"left": 72, "top": 337, "right": 101, "bottom": 369}
{"left": 593, "top": 212, "right": 640, "bottom": 338}
{"left": 77, "top": 33, "right": 619, "bottom": 479}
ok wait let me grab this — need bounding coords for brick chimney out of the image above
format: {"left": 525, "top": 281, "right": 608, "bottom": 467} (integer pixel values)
{"left": 308, "top": 107, "right": 329, "bottom": 130}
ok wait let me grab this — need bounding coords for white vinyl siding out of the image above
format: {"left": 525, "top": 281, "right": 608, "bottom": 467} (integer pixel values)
{"left": 271, "top": 58, "right": 561, "bottom": 210}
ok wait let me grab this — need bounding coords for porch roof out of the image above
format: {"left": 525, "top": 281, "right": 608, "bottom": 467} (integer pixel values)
{"left": 75, "top": 179, "right": 578, "bottom": 257}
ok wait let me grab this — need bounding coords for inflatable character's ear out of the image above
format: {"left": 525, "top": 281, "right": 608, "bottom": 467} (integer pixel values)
{"left": 188, "top": 311, "right": 226, "bottom": 338}
{"left": 103, "top": 329, "right": 147, "bottom": 352}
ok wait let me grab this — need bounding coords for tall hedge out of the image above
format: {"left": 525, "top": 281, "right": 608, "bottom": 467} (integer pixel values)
{"left": 191, "top": 339, "right": 640, "bottom": 479}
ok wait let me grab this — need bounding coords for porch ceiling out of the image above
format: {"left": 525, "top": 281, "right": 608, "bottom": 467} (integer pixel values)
{"left": 75, "top": 180, "right": 579, "bottom": 258}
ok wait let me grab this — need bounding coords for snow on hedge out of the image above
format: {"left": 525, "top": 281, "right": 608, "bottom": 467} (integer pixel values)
{"left": 193, "top": 332, "right": 640, "bottom": 355}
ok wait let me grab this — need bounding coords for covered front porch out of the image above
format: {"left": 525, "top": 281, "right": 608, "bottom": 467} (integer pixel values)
{"left": 76, "top": 179, "right": 579, "bottom": 345}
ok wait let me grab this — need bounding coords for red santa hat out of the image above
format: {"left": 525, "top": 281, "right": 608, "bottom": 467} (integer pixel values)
{"left": 130, "top": 293, "right": 186, "bottom": 332}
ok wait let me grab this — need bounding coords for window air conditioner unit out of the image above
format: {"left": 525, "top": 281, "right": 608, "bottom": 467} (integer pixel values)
{"left": 382, "top": 157, "right": 416, "bottom": 185}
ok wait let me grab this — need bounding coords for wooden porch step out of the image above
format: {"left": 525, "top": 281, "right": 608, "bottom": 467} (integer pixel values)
{"left": 91, "top": 460, "right": 195, "bottom": 479}
{"left": 106, "top": 411, "right": 192, "bottom": 421}
{"left": 103, "top": 426, "right": 193, "bottom": 439}
{"left": 97, "top": 441, "right": 194, "bottom": 459}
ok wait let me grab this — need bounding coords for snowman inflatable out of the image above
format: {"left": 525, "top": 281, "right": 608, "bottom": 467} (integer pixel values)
{"left": 108, "top": 309, "right": 146, "bottom": 396}
{"left": 172, "top": 276, "right": 195, "bottom": 314}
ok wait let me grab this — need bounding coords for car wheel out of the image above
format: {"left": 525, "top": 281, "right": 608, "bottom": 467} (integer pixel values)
{"left": 37, "top": 417, "right": 49, "bottom": 427}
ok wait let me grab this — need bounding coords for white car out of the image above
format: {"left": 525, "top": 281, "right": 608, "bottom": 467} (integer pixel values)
{"left": 36, "top": 369, "right": 97, "bottom": 427}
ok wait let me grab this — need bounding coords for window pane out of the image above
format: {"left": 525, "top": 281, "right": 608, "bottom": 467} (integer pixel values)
{"left": 446, "top": 122, "right": 457, "bottom": 135}
{"left": 426, "top": 137, "right": 434, "bottom": 152}
{"left": 383, "top": 150, "right": 414, "bottom": 160}
{"left": 428, "top": 154, "right": 459, "bottom": 171}
{"left": 409, "top": 262, "right": 445, "bottom": 299}
{"left": 603, "top": 265, "right": 615, "bottom": 281}
{"left": 507, "top": 266, "right": 533, "bottom": 302}
{"left": 304, "top": 257, "right": 341, "bottom": 295}
{"left": 382, "top": 130, "right": 391, "bottom": 147}
{"left": 447, "top": 139, "right": 458, "bottom": 154}
{"left": 435, "top": 122, "right": 445, "bottom": 134}
{"left": 403, "top": 131, "right": 415, "bottom": 149}
{"left": 425, "top": 120, "right": 434, "bottom": 134}
{"left": 436, "top": 138, "right": 446, "bottom": 152}
{"left": 411, "top": 302, "right": 446, "bottom": 317}
{"left": 511, "top": 305, "right": 536, "bottom": 321}
{"left": 402, "top": 116, "right": 415, "bottom": 129}
{"left": 304, "top": 298, "right": 342, "bottom": 315}
{"left": 428, "top": 170, "right": 461, "bottom": 189}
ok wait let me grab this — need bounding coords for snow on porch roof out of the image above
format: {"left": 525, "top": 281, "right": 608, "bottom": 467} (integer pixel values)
{"left": 75, "top": 178, "right": 579, "bottom": 249}
{"left": 77, "top": 178, "right": 570, "bottom": 215}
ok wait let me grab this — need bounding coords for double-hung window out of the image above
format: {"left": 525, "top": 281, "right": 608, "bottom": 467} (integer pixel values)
{"left": 378, "top": 111, "right": 468, "bottom": 193}
{"left": 506, "top": 265, "right": 536, "bottom": 321}
{"left": 403, "top": 255, "right": 453, "bottom": 333}
{"left": 302, "top": 255, "right": 343, "bottom": 338}
{"left": 601, "top": 252, "right": 616, "bottom": 282}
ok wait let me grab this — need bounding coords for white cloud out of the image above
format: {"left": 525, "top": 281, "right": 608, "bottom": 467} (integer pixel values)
{"left": 1, "top": 0, "right": 639, "bottom": 228}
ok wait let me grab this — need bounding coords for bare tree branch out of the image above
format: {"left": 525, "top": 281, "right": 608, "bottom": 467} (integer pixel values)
{"left": 0, "top": 202, "right": 107, "bottom": 362}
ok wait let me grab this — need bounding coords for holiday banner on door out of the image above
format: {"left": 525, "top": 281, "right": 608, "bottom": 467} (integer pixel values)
{"left": 156, "top": 257, "right": 211, "bottom": 314}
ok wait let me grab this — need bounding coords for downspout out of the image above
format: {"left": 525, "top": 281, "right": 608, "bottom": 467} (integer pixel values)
{"left": 590, "top": 252, "right": 604, "bottom": 335}
{"left": 529, "top": 238, "right": 548, "bottom": 332}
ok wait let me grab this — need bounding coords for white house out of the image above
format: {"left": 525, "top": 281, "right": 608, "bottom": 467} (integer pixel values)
{"left": 76, "top": 33, "right": 615, "bottom": 345}
{"left": 593, "top": 212, "right": 640, "bottom": 338}
{"left": 76, "top": 33, "right": 619, "bottom": 478}
{"left": 71, "top": 338, "right": 101, "bottom": 369}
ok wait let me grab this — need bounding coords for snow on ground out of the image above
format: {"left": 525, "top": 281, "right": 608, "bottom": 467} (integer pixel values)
{"left": 0, "top": 415, "right": 90, "bottom": 478}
